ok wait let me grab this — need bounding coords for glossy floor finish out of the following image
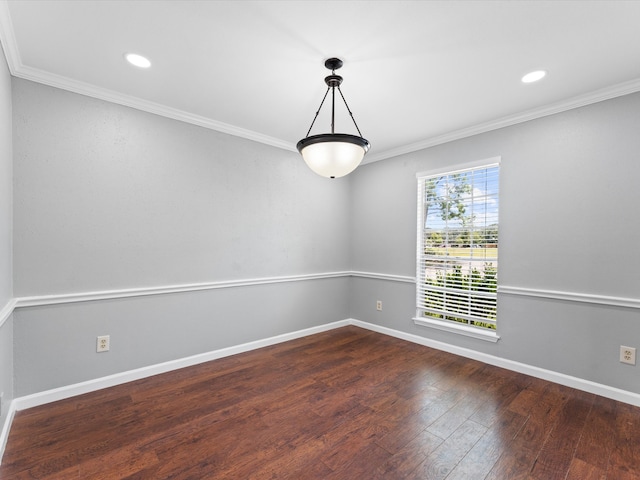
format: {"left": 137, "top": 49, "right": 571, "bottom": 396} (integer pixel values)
{"left": 1, "top": 326, "right": 639, "bottom": 479}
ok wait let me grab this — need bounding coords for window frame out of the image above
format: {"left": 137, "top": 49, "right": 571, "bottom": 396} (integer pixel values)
{"left": 414, "top": 158, "right": 501, "bottom": 342}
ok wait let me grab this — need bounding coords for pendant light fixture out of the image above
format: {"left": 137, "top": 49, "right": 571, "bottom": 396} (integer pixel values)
{"left": 297, "top": 58, "right": 370, "bottom": 178}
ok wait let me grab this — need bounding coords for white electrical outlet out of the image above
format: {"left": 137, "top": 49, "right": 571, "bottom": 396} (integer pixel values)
{"left": 376, "top": 300, "right": 383, "bottom": 311}
{"left": 620, "top": 346, "right": 636, "bottom": 365}
{"left": 97, "top": 335, "right": 110, "bottom": 353}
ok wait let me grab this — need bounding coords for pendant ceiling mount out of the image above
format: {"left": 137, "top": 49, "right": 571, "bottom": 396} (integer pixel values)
{"left": 297, "top": 58, "right": 370, "bottom": 179}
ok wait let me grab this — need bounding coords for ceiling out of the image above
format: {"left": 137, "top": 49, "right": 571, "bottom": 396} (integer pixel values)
{"left": 1, "top": 0, "right": 640, "bottom": 163}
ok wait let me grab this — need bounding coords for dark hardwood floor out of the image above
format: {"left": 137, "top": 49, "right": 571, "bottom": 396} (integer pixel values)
{"left": 1, "top": 326, "right": 639, "bottom": 479}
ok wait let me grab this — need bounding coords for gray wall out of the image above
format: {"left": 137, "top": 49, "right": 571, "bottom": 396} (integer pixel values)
{"left": 349, "top": 92, "right": 640, "bottom": 394}
{"left": 7, "top": 72, "right": 640, "bottom": 399}
{"left": 13, "top": 80, "right": 350, "bottom": 295}
{"left": 15, "top": 278, "right": 350, "bottom": 395}
{"left": 0, "top": 44, "right": 14, "bottom": 424}
{"left": 12, "top": 79, "right": 352, "bottom": 396}
{"left": 0, "top": 46, "right": 10, "bottom": 308}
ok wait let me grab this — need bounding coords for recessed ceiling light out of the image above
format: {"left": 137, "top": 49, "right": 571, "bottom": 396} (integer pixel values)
{"left": 521, "top": 70, "right": 546, "bottom": 83}
{"left": 125, "top": 53, "right": 151, "bottom": 69}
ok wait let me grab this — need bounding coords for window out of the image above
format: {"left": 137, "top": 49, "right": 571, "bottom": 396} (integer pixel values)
{"left": 415, "top": 159, "right": 500, "bottom": 341}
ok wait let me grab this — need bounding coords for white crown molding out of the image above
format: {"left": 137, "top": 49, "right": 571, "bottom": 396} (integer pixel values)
{"left": 14, "top": 65, "right": 297, "bottom": 153}
{"left": 0, "top": 0, "right": 19, "bottom": 74}
{"left": 20, "top": 64, "right": 638, "bottom": 165}
{"left": 0, "top": 1, "right": 295, "bottom": 152}
{"left": 498, "top": 285, "right": 640, "bottom": 310}
{"left": 3, "top": 0, "right": 640, "bottom": 163}
{"left": 364, "top": 77, "right": 640, "bottom": 164}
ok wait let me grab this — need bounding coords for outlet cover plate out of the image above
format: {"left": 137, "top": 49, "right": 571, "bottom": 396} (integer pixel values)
{"left": 97, "top": 335, "right": 110, "bottom": 353}
{"left": 620, "top": 346, "right": 636, "bottom": 365}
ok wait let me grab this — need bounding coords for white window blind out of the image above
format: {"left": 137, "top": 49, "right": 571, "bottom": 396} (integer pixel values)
{"left": 416, "top": 162, "right": 499, "bottom": 331}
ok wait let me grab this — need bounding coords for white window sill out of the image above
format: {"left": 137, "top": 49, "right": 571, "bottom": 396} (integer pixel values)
{"left": 413, "top": 317, "right": 500, "bottom": 343}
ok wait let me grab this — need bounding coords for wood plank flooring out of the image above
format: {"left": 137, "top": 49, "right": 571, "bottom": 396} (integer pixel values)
{"left": 1, "top": 326, "right": 639, "bottom": 479}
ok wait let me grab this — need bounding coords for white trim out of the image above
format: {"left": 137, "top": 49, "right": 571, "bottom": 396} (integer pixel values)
{"left": 365, "top": 77, "right": 640, "bottom": 164}
{"left": 9, "top": 271, "right": 410, "bottom": 313}
{"left": 12, "top": 317, "right": 638, "bottom": 411}
{"left": 14, "top": 65, "right": 296, "bottom": 153}
{"left": 415, "top": 163, "right": 500, "bottom": 341}
{"left": 349, "top": 271, "right": 415, "bottom": 284}
{"left": 3, "top": 1, "right": 640, "bottom": 164}
{"left": 3, "top": 317, "right": 640, "bottom": 464}
{"left": 416, "top": 157, "right": 501, "bottom": 178}
{"left": 350, "top": 319, "right": 640, "bottom": 407}
{"left": 10, "top": 317, "right": 640, "bottom": 410}
{"left": 0, "top": 299, "right": 16, "bottom": 329}
{"left": 499, "top": 285, "right": 640, "bottom": 310}
{"left": 0, "top": 0, "right": 20, "bottom": 75}
{"left": 413, "top": 316, "right": 500, "bottom": 342}
{"left": 15, "top": 272, "right": 351, "bottom": 308}
{"left": 0, "top": 400, "right": 16, "bottom": 463}
{"left": 3, "top": 321, "right": 352, "bottom": 463}
{"left": 11, "top": 320, "right": 350, "bottom": 413}
{"left": 13, "top": 275, "right": 639, "bottom": 310}
{"left": 0, "top": 1, "right": 294, "bottom": 153}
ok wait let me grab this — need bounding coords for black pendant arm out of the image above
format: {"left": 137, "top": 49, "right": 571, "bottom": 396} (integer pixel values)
{"left": 304, "top": 86, "right": 331, "bottom": 138}
{"left": 337, "top": 86, "right": 364, "bottom": 138}
{"left": 331, "top": 86, "right": 336, "bottom": 134}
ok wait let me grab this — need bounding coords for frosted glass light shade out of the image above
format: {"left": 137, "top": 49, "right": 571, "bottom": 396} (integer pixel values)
{"left": 297, "top": 134, "right": 370, "bottom": 178}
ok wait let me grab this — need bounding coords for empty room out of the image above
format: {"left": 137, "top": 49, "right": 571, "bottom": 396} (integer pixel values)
{"left": 0, "top": 1, "right": 639, "bottom": 478}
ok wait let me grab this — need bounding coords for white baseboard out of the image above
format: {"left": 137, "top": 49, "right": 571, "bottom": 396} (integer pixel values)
{"left": 11, "top": 317, "right": 640, "bottom": 410}
{"left": 3, "top": 317, "right": 639, "bottom": 465}
{"left": 12, "top": 320, "right": 350, "bottom": 412}
{"left": 0, "top": 401, "right": 16, "bottom": 463}
{"left": 0, "top": 320, "right": 349, "bottom": 464}
{"left": 349, "top": 319, "right": 640, "bottom": 407}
